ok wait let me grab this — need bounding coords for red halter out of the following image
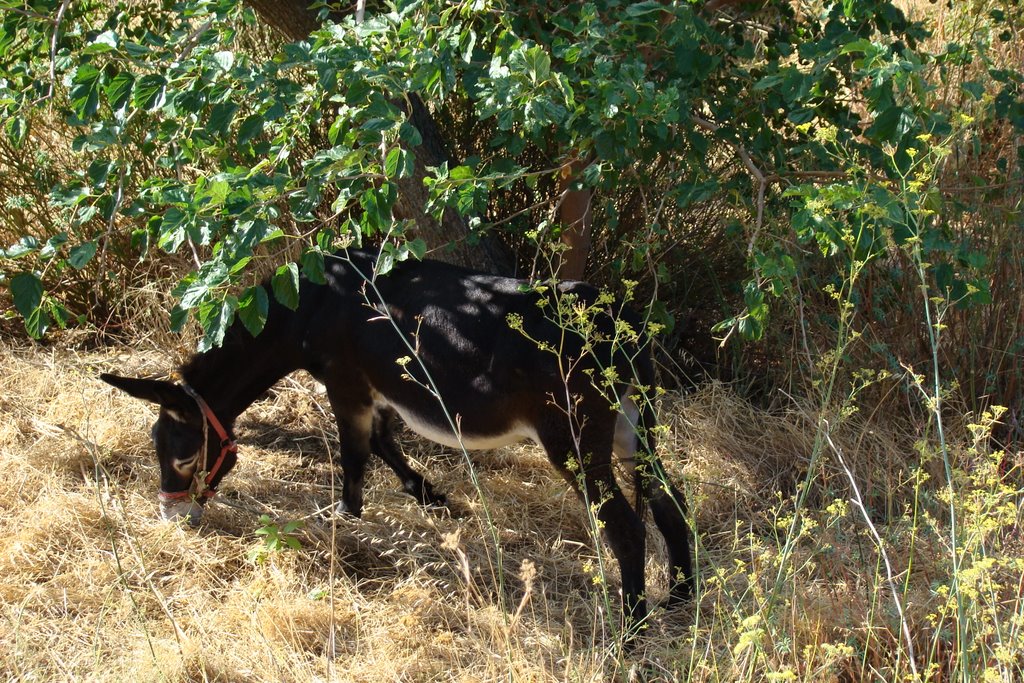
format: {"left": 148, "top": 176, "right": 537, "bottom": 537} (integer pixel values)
{"left": 157, "top": 383, "right": 237, "bottom": 503}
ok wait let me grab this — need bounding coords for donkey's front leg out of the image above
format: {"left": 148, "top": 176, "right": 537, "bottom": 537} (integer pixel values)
{"left": 326, "top": 390, "right": 374, "bottom": 518}
{"left": 336, "top": 418, "right": 372, "bottom": 517}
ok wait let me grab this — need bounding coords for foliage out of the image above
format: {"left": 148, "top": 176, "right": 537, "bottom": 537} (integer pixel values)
{"left": 248, "top": 514, "right": 304, "bottom": 564}
{"left": 0, "top": 0, "right": 1014, "bottom": 347}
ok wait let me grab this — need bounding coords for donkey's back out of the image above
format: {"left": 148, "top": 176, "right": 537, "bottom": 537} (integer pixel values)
{"left": 301, "top": 250, "right": 653, "bottom": 454}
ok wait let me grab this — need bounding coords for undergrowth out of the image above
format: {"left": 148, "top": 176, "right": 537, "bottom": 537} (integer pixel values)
{"left": 0, "top": 340, "right": 1021, "bottom": 681}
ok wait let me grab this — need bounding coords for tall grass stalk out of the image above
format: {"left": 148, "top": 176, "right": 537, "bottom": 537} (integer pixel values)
{"left": 908, "top": 237, "right": 968, "bottom": 681}
{"left": 824, "top": 426, "right": 919, "bottom": 677}
{"left": 889, "top": 122, "right": 971, "bottom": 678}
{"left": 768, "top": 246, "right": 868, "bottom": 616}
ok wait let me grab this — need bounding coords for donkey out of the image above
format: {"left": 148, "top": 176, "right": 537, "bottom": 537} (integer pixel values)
{"left": 101, "top": 248, "right": 693, "bottom": 625}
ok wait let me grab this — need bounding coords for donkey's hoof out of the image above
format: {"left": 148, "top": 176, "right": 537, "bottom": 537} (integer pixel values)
{"left": 422, "top": 490, "right": 448, "bottom": 509}
{"left": 160, "top": 499, "right": 205, "bottom": 526}
{"left": 664, "top": 582, "right": 694, "bottom": 607}
{"left": 404, "top": 480, "right": 448, "bottom": 509}
{"left": 328, "top": 500, "right": 362, "bottom": 519}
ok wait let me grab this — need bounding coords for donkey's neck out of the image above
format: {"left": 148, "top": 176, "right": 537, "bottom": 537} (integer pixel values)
{"left": 178, "top": 324, "right": 301, "bottom": 427}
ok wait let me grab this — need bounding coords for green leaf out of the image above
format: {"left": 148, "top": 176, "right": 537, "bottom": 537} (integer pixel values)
{"left": 361, "top": 117, "right": 397, "bottom": 133}
{"left": 384, "top": 148, "right": 401, "bottom": 178}
{"left": 178, "top": 278, "right": 209, "bottom": 309}
{"left": 4, "top": 235, "right": 39, "bottom": 259}
{"left": 198, "top": 298, "right": 234, "bottom": 351}
{"left": 212, "top": 50, "right": 234, "bottom": 71}
{"left": 68, "top": 241, "right": 97, "bottom": 269}
{"left": 866, "top": 105, "right": 915, "bottom": 143}
{"left": 406, "top": 237, "right": 427, "bottom": 260}
{"left": 10, "top": 272, "right": 47, "bottom": 338}
{"left": 170, "top": 305, "right": 189, "bottom": 332}
{"left": 737, "top": 315, "right": 763, "bottom": 341}
{"left": 315, "top": 229, "right": 336, "bottom": 252}
{"left": 327, "top": 115, "right": 346, "bottom": 145}
{"left": 157, "top": 207, "right": 188, "bottom": 253}
{"left": 84, "top": 30, "right": 119, "bottom": 54}
{"left": 271, "top": 262, "right": 300, "bottom": 310}
{"left": 524, "top": 46, "right": 551, "bottom": 83}
{"left": 625, "top": 1, "right": 663, "bottom": 16}
{"left": 133, "top": 74, "right": 167, "bottom": 111}
{"left": 40, "top": 233, "right": 68, "bottom": 259}
{"left": 961, "top": 81, "right": 984, "bottom": 100}
{"left": 300, "top": 249, "right": 326, "bottom": 285}
{"left": 398, "top": 121, "right": 422, "bottom": 146}
{"left": 753, "top": 74, "right": 784, "bottom": 91}
{"left": 839, "top": 38, "right": 876, "bottom": 55}
{"left": 235, "top": 220, "right": 268, "bottom": 249}
{"left": 376, "top": 249, "right": 395, "bottom": 276}
{"left": 48, "top": 300, "right": 70, "bottom": 329}
{"left": 105, "top": 72, "right": 135, "bottom": 111}
{"left": 238, "top": 285, "right": 269, "bottom": 336}
{"left": 228, "top": 256, "right": 252, "bottom": 275}
{"left": 172, "top": 88, "right": 205, "bottom": 116}
{"left": 5, "top": 116, "right": 26, "bottom": 147}
{"left": 69, "top": 65, "right": 102, "bottom": 120}
{"left": 196, "top": 176, "right": 230, "bottom": 208}
{"left": 206, "top": 101, "right": 238, "bottom": 135}
{"left": 50, "top": 183, "right": 89, "bottom": 207}
{"left": 122, "top": 40, "right": 151, "bottom": 58}
{"left": 264, "top": 100, "right": 285, "bottom": 121}
{"left": 384, "top": 148, "right": 414, "bottom": 179}
{"left": 10, "top": 272, "right": 43, "bottom": 314}
{"left": 237, "top": 115, "right": 264, "bottom": 145}
{"left": 87, "top": 159, "right": 112, "bottom": 189}
{"left": 360, "top": 185, "right": 395, "bottom": 233}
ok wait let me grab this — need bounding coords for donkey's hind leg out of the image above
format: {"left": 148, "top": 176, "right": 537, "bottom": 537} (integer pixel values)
{"left": 644, "top": 459, "right": 694, "bottom": 604}
{"left": 370, "top": 406, "right": 447, "bottom": 507}
{"left": 615, "top": 394, "right": 694, "bottom": 605}
{"left": 631, "top": 402, "right": 694, "bottom": 604}
{"left": 538, "top": 423, "right": 649, "bottom": 629}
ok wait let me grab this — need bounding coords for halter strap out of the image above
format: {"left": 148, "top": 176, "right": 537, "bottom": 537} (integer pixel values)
{"left": 158, "top": 382, "right": 237, "bottom": 503}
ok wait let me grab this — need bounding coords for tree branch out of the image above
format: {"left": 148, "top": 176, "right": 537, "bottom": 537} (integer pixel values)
{"left": 691, "top": 115, "right": 766, "bottom": 254}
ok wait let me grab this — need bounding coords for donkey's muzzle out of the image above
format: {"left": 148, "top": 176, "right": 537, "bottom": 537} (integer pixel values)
{"left": 159, "top": 497, "right": 205, "bottom": 526}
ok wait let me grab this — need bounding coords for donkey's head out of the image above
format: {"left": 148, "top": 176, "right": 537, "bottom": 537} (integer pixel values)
{"left": 100, "top": 373, "right": 238, "bottom": 524}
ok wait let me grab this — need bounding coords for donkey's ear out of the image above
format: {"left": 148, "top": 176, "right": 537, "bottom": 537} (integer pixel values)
{"left": 100, "top": 373, "right": 193, "bottom": 413}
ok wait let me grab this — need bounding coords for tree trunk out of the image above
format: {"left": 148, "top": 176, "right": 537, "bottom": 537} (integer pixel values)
{"left": 401, "top": 96, "right": 514, "bottom": 273}
{"left": 243, "top": 0, "right": 513, "bottom": 274}
{"left": 556, "top": 158, "right": 593, "bottom": 280}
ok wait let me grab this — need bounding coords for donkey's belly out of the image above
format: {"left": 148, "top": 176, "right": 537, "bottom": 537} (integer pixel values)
{"left": 375, "top": 395, "right": 537, "bottom": 451}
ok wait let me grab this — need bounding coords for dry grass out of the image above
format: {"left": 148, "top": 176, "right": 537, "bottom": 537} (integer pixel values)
{"left": 0, "top": 345, "right": 658, "bottom": 681}
{"left": 1, "top": 344, "right": 1022, "bottom": 681}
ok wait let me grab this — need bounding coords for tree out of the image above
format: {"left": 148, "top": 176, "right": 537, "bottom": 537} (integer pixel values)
{"left": 243, "top": 0, "right": 513, "bottom": 274}
{"left": 1, "top": 0, "right": 1020, "bottom": 366}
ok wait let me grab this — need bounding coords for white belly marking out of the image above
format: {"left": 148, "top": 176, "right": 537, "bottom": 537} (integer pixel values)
{"left": 375, "top": 397, "right": 537, "bottom": 451}
{"left": 614, "top": 391, "right": 640, "bottom": 460}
